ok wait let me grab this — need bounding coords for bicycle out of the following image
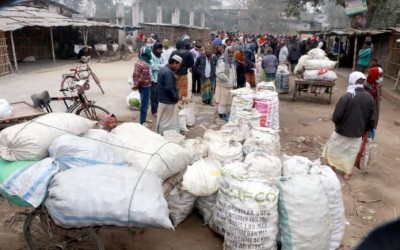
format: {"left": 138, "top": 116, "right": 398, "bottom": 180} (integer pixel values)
{"left": 31, "top": 80, "right": 110, "bottom": 122}
{"left": 60, "top": 60, "right": 104, "bottom": 96}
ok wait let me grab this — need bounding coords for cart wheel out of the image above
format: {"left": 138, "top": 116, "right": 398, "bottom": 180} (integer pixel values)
{"left": 24, "top": 207, "right": 104, "bottom": 250}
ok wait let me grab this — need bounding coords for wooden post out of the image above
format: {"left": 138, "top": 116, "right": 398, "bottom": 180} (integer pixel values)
{"left": 10, "top": 30, "right": 18, "bottom": 72}
{"left": 50, "top": 28, "right": 56, "bottom": 66}
{"left": 352, "top": 36, "right": 358, "bottom": 71}
{"left": 336, "top": 35, "right": 341, "bottom": 70}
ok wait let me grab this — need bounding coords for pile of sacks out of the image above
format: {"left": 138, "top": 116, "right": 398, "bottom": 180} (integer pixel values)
{"left": 0, "top": 113, "right": 197, "bottom": 230}
{"left": 294, "top": 48, "right": 338, "bottom": 82}
{"left": 275, "top": 64, "right": 290, "bottom": 94}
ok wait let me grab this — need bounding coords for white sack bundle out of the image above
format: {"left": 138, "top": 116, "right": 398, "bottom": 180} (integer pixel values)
{"left": 195, "top": 194, "right": 217, "bottom": 225}
{"left": 49, "top": 134, "right": 127, "bottom": 171}
{"left": 224, "top": 178, "right": 279, "bottom": 250}
{"left": 178, "top": 109, "right": 189, "bottom": 132}
{"left": 166, "top": 187, "right": 197, "bottom": 227}
{"left": 303, "top": 70, "right": 337, "bottom": 82}
{"left": 103, "top": 123, "right": 197, "bottom": 180}
{"left": 320, "top": 166, "right": 346, "bottom": 250}
{"left": 203, "top": 129, "right": 236, "bottom": 143}
{"left": 304, "top": 59, "right": 337, "bottom": 70}
{"left": 45, "top": 166, "right": 173, "bottom": 229}
{"left": 254, "top": 90, "right": 280, "bottom": 130}
{"left": 163, "top": 129, "right": 185, "bottom": 144}
{"left": 182, "top": 157, "right": 222, "bottom": 196}
{"left": 0, "top": 99, "right": 13, "bottom": 118}
{"left": 250, "top": 127, "right": 281, "bottom": 156}
{"left": 0, "top": 158, "right": 58, "bottom": 208}
{"left": 279, "top": 175, "right": 331, "bottom": 250}
{"left": 0, "top": 113, "right": 96, "bottom": 161}
{"left": 282, "top": 155, "right": 322, "bottom": 176}
{"left": 181, "top": 138, "right": 209, "bottom": 157}
{"left": 307, "top": 48, "right": 327, "bottom": 59}
{"left": 84, "top": 129, "right": 109, "bottom": 141}
{"left": 244, "top": 152, "right": 282, "bottom": 179}
{"left": 256, "top": 81, "right": 276, "bottom": 92}
{"left": 209, "top": 177, "right": 229, "bottom": 236}
{"left": 229, "top": 108, "right": 260, "bottom": 128}
{"left": 220, "top": 121, "right": 252, "bottom": 143}
{"left": 208, "top": 140, "right": 244, "bottom": 163}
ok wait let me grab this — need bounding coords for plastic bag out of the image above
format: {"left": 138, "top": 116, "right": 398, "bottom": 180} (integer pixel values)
{"left": 126, "top": 91, "right": 141, "bottom": 110}
{"left": 0, "top": 99, "right": 13, "bottom": 118}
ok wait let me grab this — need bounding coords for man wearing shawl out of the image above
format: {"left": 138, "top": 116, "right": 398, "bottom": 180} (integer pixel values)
{"left": 214, "top": 46, "right": 237, "bottom": 121}
{"left": 195, "top": 44, "right": 217, "bottom": 105}
{"left": 322, "top": 72, "right": 375, "bottom": 180}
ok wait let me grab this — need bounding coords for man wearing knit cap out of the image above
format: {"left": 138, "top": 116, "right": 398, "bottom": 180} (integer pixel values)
{"left": 156, "top": 54, "right": 182, "bottom": 135}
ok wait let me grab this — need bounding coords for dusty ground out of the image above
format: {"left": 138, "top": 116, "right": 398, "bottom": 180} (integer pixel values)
{"left": 0, "top": 58, "right": 400, "bottom": 249}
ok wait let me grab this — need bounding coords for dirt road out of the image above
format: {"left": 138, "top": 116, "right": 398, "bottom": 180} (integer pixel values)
{"left": 0, "top": 59, "right": 399, "bottom": 249}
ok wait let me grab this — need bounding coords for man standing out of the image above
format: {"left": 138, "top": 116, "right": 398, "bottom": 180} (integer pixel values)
{"left": 150, "top": 42, "right": 165, "bottom": 118}
{"left": 357, "top": 41, "right": 372, "bottom": 73}
{"left": 156, "top": 55, "right": 182, "bottom": 135}
{"left": 190, "top": 41, "right": 202, "bottom": 95}
{"left": 278, "top": 40, "right": 289, "bottom": 65}
{"left": 322, "top": 71, "right": 375, "bottom": 180}
{"left": 195, "top": 44, "right": 217, "bottom": 105}
{"left": 170, "top": 40, "right": 194, "bottom": 98}
{"left": 162, "top": 39, "right": 175, "bottom": 63}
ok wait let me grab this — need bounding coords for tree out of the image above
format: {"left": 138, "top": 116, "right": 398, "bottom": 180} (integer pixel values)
{"left": 284, "top": 0, "right": 392, "bottom": 29}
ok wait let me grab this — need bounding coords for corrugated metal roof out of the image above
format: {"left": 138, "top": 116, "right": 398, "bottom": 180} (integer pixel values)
{"left": 0, "top": 6, "right": 139, "bottom": 32}
{"left": 319, "top": 28, "right": 391, "bottom": 36}
{"left": 140, "top": 22, "right": 210, "bottom": 31}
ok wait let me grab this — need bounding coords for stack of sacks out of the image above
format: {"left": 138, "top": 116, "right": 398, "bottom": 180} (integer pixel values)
{"left": 229, "top": 88, "right": 255, "bottom": 124}
{"left": 242, "top": 126, "right": 281, "bottom": 156}
{"left": 181, "top": 138, "right": 209, "bottom": 158}
{"left": 0, "top": 113, "right": 96, "bottom": 161}
{"left": 209, "top": 160, "right": 282, "bottom": 250}
{"left": 279, "top": 156, "right": 346, "bottom": 250}
{"left": 256, "top": 81, "right": 276, "bottom": 92}
{"left": 85, "top": 123, "right": 197, "bottom": 181}
{"left": 253, "top": 90, "right": 280, "bottom": 130}
{"left": 275, "top": 64, "right": 290, "bottom": 94}
{"left": 45, "top": 166, "right": 173, "bottom": 229}
{"left": 295, "top": 48, "right": 337, "bottom": 81}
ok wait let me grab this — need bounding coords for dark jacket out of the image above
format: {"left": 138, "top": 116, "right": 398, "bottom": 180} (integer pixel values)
{"left": 332, "top": 89, "right": 375, "bottom": 138}
{"left": 244, "top": 50, "right": 255, "bottom": 73}
{"left": 234, "top": 60, "right": 246, "bottom": 88}
{"left": 170, "top": 40, "right": 194, "bottom": 75}
{"left": 288, "top": 43, "right": 301, "bottom": 63}
{"left": 195, "top": 54, "right": 218, "bottom": 81}
{"left": 157, "top": 65, "right": 179, "bottom": 104}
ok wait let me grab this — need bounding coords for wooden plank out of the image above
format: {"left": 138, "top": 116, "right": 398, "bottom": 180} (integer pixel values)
{"left": 0, "top": 101, "right": 45, "bottom": 123}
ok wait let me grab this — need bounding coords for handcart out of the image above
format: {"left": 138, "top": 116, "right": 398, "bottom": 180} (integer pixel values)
{"left": 292, "top": 78, "right": 335, "bottom": 104}
{"left": 0, "top": 101, "right": 45, "bottom": 130}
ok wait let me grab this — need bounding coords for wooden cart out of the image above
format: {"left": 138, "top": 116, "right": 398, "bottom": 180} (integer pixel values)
{"left": 0, "top": 101, "right": 45, "bottom": 130}
{"left": 293, "top": 78, "right": 336, "bottom": 104}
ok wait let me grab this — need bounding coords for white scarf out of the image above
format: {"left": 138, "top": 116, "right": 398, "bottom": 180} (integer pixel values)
{"left": 347, "top": 71, "right": 366, "bottom": 97}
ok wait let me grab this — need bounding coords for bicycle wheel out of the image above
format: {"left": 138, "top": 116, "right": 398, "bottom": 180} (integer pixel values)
{"left": 60, "top": 76, "right": 76, "bottom": 96}
{"left": 75, "top": 104, "right": 109, "bottom": 122}
{"left": 24, "top": 207, "right": 104, "bottom": 250}
{"left": 90, "top": 49, "right": 101, "bottom": 63}
{"left": 91, "top": 73, "right": 105, "bottom": 94}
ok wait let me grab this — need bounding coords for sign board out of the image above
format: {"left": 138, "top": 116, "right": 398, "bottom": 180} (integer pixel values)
{"left": 345, "top": 0, "right": 368, "bottom": 16}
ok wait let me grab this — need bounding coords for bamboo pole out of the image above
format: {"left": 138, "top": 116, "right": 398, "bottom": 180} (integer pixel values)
{"left": 352, "top": 36, "right": 358, "bottom": 72}
{"left": 10, "top": 30, "right": 18, "bottom": 72}
{"left": 50, "top": 27, "right": 56, "bottom": 66}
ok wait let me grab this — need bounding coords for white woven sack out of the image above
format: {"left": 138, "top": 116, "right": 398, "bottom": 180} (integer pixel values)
{"left": 209, "top": 140, "right": 243, "bottom": 163}
{"left": 359, "top": 139, "right": 378, "bottom": 171}
{"left": 45, "top": 166, "right": 173, "bottom": 229}
{"left": 242, "top": 137, "right": 276, "bottom": 156}
{"left": 182, "top": 157, "right": 222, "bottom": 196}
{"left": 178, "top": 109, "right": 189, "bottom": 132}
{"left": 209, "top": 177, "right": 229, "bottom": 236}
{"left": 166, "top": 186, "right": 197, "bottom": 227}
{"left": 295, "top": 55, "right": 310, "bottom": 74}
{"left": 0, "top": 113, "right": 96, "bottom": 161}
{"left": 220, "top": 121, "right": 252, "bottom": 143}
{"left": 221, "top": 161, "right": 250, "bottom": 181}
{"left": 282, "top": 155, "right": 322, "bottom": 176}
{"left": 84, "top": 129, "right": 109, "bottom": 141}
{"left": 163, "top": 129, "right": 185, "bottom": 144}
{"left": 181, "top": 138, "right": 208, "bottom": 157}
{"left": 184, "top": 102, "right": 196, "bottom": 127}
{"left": 195, "top": 193, "right": 217, "bottom": 225}
{"left": 279, "top": 175, "right": 331, "bottom": 250}
{"left": 319, "top": 166, "right": 346, "bottom": 250}
{"left": 49, "top": 134, "right": 127, "bottom": 171}
{"left": 303, "top": 70, "right": 337, "bottom": 82}
{"left": 203, "top": 129, "right": 236, "bottom": 143}
{"left": 256, "top": 81, "right": 276, "bottom": 92}
{"left": 250, "top": 127, "right": 281, "bottom": 156}
{"left": 230, "top": 108, "right": 260, "bottom": 128}
{"left": 307, "top": 48, "right": 327, "bottom": 59}
{"left": 105, "top": 123, "right": 197, "bottom": 180}
{"left": 304, "top": 59, "right": 337, "bottom": 70}
{"left": 254, "top": 91, "right": 280, "bottom": 130}
{"left": 0, "top": 99, "right": 13, "bottom": 118}
{"left": 0, "top": 158, "right": 58, "bottom": 208}
{"left": 224, "top": 179, "right": 279, "bottom": 250}
{"left": 244, "top": 152, "right": 282, "bottom": 179}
